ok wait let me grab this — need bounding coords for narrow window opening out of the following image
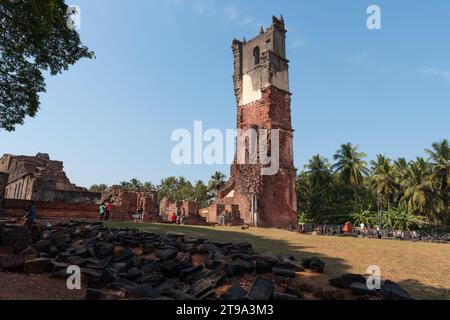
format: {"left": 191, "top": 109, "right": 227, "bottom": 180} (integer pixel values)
{"left": 253, "top": 46, "right": 260, "bottom": 65}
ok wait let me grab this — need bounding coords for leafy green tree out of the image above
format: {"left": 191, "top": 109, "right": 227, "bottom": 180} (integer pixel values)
{"left": 352, "top": 210, "right": 376, "bottom": 227}
{"left": 192, "top": 180, "right": 211, "bottom": 208}
{"left": 0, "top": 0, "right": 94, "bottom": 131}
{"left": 173, "top": 177, "right": 194, "bottom": 201}
{"left": 382, "top": 204, "right": 423, "bottom": 233}
{"left": 393, "top": 205, "right": 423, "bottom": 233}
{"left": 381, "top": 208, "right": 396, "bottom": 230}
{"left": 157, "top": 176, "right": 195, "bottom": 202}
{"left": 156, "top": 176, "right": 178, "bottom": 200}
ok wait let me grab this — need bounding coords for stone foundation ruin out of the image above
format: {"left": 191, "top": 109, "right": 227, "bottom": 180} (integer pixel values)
{"left": 0, "top": 153, "right": 100, "bottom": 203}
{"left": 0, "top": 154, "right": 161, "bottom": 222}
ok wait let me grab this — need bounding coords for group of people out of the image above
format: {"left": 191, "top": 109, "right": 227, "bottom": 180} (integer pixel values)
{"left": 343, "top": 221, "right": 382, "bottom": 239}
{"left": 167, "top": 207, "right": 185, "bottom": 225}
{"left": 99, "top": 201, "right": 111, "bottom": 221}
{"left": 217, "top": 210, "right": 231, "bottom": 226}
{"left": 133, "top": 207, "right": 144, "bottom": 223}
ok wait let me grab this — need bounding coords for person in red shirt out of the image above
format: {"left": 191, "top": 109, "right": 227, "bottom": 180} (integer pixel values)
{"left": 104, "top": 201, "right": 111, "bottom": 221}
{"left": 170, "top": 212, "right": 176, "bottom": 224}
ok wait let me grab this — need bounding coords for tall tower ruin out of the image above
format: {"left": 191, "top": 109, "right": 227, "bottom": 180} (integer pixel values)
{"left": 207, "top": 16, "right": 297, "bottom": 228}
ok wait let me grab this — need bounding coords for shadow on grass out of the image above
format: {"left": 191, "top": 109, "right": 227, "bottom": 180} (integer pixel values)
{"left": 398, "top": 279, "right": 450, "bottom": 300}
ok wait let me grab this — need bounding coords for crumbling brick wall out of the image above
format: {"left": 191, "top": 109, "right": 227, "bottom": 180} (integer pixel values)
{"left": 206, "top": 17, "right": 297, "bottom": 229}
{"left": 0, "top": 172, "right": 8, "bottom": 216}
{"left": 159, "top": 199, "right": 201, "bottom": 221}
{"left": 2, "top": 199, "right": 134, "bottom": 221}
{"left": 102, "top": 186, "right": 159, "bottom": 221}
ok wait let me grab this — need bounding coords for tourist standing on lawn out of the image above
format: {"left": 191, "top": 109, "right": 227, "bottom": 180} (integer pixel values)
{"left": 104, "top": 201, "right": 111, "bottom": 221}
{"left": 99, "top": 202, "right": 106, "bottom": 221}
{"left": 179, "top": 207, "right": 186, "bottom": 225}
{"left": 134, "top": 207, "right": 144, "bottom": 223}
{"left": 170, "top": 211, "right": 177, "bottom": 224}
{"left": 175, "top": 207, "right": 180, "bottom": 224}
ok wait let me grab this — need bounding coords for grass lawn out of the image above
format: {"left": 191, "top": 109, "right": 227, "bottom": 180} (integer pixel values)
{"left": 106, "top": 222, "right": 450, "bottom": 300}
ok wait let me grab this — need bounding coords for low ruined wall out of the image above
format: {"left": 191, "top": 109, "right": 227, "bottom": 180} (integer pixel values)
{"left": 2, "top": 199, "right": 134, "bottom": 221}
{"left": 41, "top": 190, "right": 101, "bottom": 204}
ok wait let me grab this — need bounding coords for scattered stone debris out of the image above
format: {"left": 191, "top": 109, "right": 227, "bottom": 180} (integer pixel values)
{"left": 0, "top": 221, "right": 413, "bottom": 300}
{"left": 310, "top": 257, "right": 326, "bottom": 273}
{"left": 328, "top": 274, "right": 413, "bottom": 300}
{"left": 329, "top": 274, "right": 367, "bottom": 289}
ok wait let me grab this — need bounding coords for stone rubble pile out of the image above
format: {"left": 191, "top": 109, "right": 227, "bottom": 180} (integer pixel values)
{"left": 0, "top": 221, "right": 412, "bottom": 300}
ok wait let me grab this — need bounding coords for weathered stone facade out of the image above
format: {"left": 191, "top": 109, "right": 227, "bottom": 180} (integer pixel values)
{"left": 207, "top": 16, "right": 297, "bottom": 228}
{"left": 0, "top": 153, "right": 100, "bottom": 204}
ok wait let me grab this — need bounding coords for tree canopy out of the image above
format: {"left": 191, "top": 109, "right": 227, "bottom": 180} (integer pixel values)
{"left": 298, "top": 140, "right": 450, "bottom": 228}
{"left": 91, "top": 171, "right": 228, "bottom": 209}
{"left": 0, "top": 0, "right": 94, "bottom": 131}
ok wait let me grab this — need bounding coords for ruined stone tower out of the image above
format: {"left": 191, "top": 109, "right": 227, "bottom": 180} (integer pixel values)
{"left": 206, "top": 16, "right": 297, "bottom": 228}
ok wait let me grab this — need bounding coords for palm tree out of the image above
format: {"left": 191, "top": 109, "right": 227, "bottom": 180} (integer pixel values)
{"left": 208, "top": 171, "right": 227, "bottom": 196}
{"left": 394, "top": 157, "right": 409, "bottom": 176}
{"left": 142, "top": 181, "right": 155, "bottom": 192}
{"left": 401, "top": 158, "right": 437, "bottom": 220}
{"left": 129, "top": 178, "right": 143, "bottom": 191}
{"left": 120, "top": 181, "right": 132, "bottom": 190}
{"left": 304, "top": 155, "right": 332, "bottom": 192}
{"left": 371, "top": 155, "right": 398, "bottom": 210}
{"left": 426, "top": 139, "right": 450, "bottom": 217}
{"left": 332, "top": 143, "right": 369, "bottom": 209}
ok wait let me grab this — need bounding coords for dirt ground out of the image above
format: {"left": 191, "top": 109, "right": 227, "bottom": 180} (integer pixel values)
{"left": 0, "top": 272, "right": 86, "bottom": 300}
{"left": 0, "top": 267, "right": 341, "bottom": 301}
{"left": 0, "top": 240, "right": 86, "bottom": 300}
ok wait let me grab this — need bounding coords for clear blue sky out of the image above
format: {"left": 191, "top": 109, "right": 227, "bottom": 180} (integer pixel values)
{"left": 1, "top": 0, "right": 449, "bottom": 188}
